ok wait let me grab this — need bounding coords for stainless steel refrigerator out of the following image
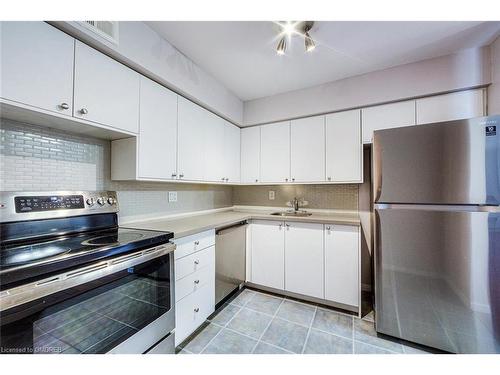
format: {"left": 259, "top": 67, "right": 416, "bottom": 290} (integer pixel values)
{"left": 373, "top": 115, "right": 500, "bottom": 353}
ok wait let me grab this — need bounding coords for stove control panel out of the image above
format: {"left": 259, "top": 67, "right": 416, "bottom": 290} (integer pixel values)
{"left": 15, "top": 195, "right": 85, "bottom": 212}
{"left": 7, "top": 191, "right": 118, "bottom": 216}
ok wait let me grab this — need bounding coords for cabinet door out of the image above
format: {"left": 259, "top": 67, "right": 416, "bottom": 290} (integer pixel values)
{"left": 290, "top": 116, "right": 325, "bottom": 182}
{"left": 250, "top": 220, "right": 285, "bottom": 290}
{"left": 284, "top": 222, "right": 324, "bottom": 299}
{"left": 326, "top": 110, "right": 362, "bottom": 182}
{"left": 74, "top": 41, "right": 140, "bottom": 133}
{"left": 362, "top": 100, "right": 415, "bottom": 143}
{"left": 260, "top": 121, "right": 290, "bottom": 183}
{"left": 137, "top": 77, "right": 178, "bottom": 180}
{"left": 416, "top": 89, "right": 485, "bottom": 125}
{"left": 0, "top": 22, "right": 74, "bottom": 115}
{"left": 177, "top": 97, "right": 206, "bottom": 181}
{"left": 324, "top": 225, "right": 359, "bottom": 307}
{"left": 224, "top": 121, "right": 241, "bottom": 183}
{"left": 240, "top": 126, "right": 261, "bottom": 183}
{"left": 204, "top": 113, "right": 225, "bottom": 182}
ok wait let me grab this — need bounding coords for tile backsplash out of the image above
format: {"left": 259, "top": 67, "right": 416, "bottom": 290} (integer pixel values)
{"left": 232, "top": 184, "right": 359, "bottom": 210}
{"left": 0, "top": 119, "right": 233, "bottom": 220}
{"left": 1, "top": 119, "right": 358, "bottom": 220}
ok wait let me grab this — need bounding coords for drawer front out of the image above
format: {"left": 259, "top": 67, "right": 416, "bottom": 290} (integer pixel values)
{"left": 175, "top": 266, "right": 213, "bottom": 302}
{"left": 175, "top": 245, "right": 214, "bottom": 281}
{"left": 174, "top": 230, "right": 215, "bottom": 260}
{"left": 175, "top": 283, "right": 215, "bottom": 346}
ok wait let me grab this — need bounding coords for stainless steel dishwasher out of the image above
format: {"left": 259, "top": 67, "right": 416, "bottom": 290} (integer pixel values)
{"left": 215, "top": 221, "right": 247, "bottom": 306}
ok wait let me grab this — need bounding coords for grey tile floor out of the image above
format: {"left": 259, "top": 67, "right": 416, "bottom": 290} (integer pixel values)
{"left": 177, "top": 288, "right": 434, "bottom": 354}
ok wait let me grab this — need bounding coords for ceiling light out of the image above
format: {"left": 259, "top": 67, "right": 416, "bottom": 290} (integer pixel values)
{"left": 281, "top": 21, "right": 297, "bottom": 36}
{"left": 276, "top": 37, "right": 286, "bottom": 55}
{"left": 305, "top": 31, "right": 315, "bottom": 52}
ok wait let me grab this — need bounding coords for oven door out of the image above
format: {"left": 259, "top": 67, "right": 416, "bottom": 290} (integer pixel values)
{"left": 0, "top": 243, "right": 175, "bottom": 354}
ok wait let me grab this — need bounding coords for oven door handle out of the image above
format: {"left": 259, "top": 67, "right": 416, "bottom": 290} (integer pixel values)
{"left": 0, "top": 243, "right": 175, "bottom": 312}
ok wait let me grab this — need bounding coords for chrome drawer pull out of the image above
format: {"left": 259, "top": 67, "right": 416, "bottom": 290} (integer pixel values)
{"left": 194, "top": 260, "right": 200, "bottom": 265}
{"left": 194, "top": 241, "right": 200, "bottom": 245}
{"left": 194, "top": 279, "right": 200, "bottom": 284}
{"left": 194, "top": 307, "right": 200, "bottom": 312}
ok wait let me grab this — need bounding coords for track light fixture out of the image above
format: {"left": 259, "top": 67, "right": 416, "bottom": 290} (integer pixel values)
{"left": 275, "top": 21, "right": 316, "bottom": 55}
{"left": 276, "top": 36, "right": 287, "bottom": 55}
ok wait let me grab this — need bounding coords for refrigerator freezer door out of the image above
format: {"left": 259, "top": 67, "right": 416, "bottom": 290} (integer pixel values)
{"left": 373, "top": 115, "right": 500, "bottom": 205}
{"left": 374, "top": 205, "right": 500, "bottom": 353}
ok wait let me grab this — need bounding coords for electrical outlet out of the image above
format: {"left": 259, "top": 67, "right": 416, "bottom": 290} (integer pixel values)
{"left": 168, "top": 191, "right": 177, "bottom": 202}
{"left": 268, "top": 190, "right": 275, "bottom": 200}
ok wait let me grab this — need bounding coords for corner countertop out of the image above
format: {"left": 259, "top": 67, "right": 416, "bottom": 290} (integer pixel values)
{"left": 122, "top": 208, "right": 361, "bottom": 239}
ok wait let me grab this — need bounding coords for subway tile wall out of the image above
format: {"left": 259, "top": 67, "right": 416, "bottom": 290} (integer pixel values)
{"left": 232, "top": 184, "right": 359, "bottom": 210}
{"left": 0, "top": 119, "right": 233, "bottom": 220}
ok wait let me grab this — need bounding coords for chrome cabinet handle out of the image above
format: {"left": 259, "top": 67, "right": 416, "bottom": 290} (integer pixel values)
{"left": 221, "top": 177, "right": 225, "bottom": 181}
{"left": 79, "top": 108, "right": 88, "bottom": 115}
{"left": 292, "top": 178, "right": 295, "bottom": 182}
{"left": 255, "top": 179, "right": 258, "bottom": 182}
{"left": 194, "top": 259, "right": 200, "bottom": 265}
{"left": 194, "top": 307, "right": 200, "bottom": 312}
{"left": 225, "top": 178, "right": 229, "bottom": 182}
{"left": 285, "top": 178, "right": 288, "bottom": 182}
{"left": 194, "top": 241, "right": 200, "bottom": 245}
{"left": 171, "top": 173, "right": 177, "bottom": 178}
{"left": 194, "top": 279, "right": 200, "bottom": 284}
{"left": 179, "top": 173, "right": 184, "bottom": 178}
{"left": 285, "top": 223, "right": 290, "bottom": 230}
{"left": 279, "top": 223, "right": 283, "bottom": 230}
{"left": 59, "top": 103, "right": 69, "bottom": 110}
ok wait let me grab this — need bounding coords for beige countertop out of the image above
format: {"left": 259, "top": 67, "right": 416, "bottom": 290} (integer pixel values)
{"left": 123, "top": 208, "right": 360, "bottom": 239}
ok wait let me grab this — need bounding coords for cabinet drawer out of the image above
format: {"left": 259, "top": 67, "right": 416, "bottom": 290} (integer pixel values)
{"left": 175, "top": 283, "right": 215, "bottom": 346}
{"left": 175, "top": 265, "right": 213, "bottom": 302}
{"left": 174, "top": 230, "right": 215, "bottom": 260}
{"left": 175, "top": 245, "right": 214, "bottom": 281}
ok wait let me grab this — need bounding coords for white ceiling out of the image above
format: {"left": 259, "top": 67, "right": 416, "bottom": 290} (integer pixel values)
{"left": 147, "top": 21, "right": 500, "bottom": 101}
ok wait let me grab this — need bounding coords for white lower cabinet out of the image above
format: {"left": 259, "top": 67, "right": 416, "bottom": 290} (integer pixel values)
{"left": 174, "top": 231, "right": 215, "bottom": 346}
{"left": 284, "top": 222, "right": 324, "bottom": 299}
{"left": 324, "top": 224, "right": 360, "bottom": 307}
{"left": 250, "top": 220, "right": 285, "bottom": 289}
{"left": 249, "top": 220, "right": 360, "bottom": 309}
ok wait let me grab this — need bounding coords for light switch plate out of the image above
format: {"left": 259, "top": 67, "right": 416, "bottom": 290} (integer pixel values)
{"left": 268, "top": 190, "right": 275, "bottom": 200}
{"left": 168, "top": 191, "right": 178, "bottom": 202}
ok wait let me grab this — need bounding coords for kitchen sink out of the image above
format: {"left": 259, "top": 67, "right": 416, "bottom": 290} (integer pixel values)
{"left": 270, "top": 211, "right": 312, "bottom": 217}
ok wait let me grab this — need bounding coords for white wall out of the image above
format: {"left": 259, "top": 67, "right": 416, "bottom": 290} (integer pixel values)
{"left": 244, "top": 47, "right": 491, "bottom": 126}
{"left": 52, "top": 21, "right": 243, "bottom": 125}
{"left": 489, "top": 36, "right": 500, "bottom": 115}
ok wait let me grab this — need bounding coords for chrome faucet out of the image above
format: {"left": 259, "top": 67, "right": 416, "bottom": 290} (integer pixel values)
{"left": 291, "top": 197, "right": 300, "bottom": 212}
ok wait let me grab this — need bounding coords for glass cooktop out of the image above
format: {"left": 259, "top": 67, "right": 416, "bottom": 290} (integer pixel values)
{"left": 0, "top": 227, "right": 173, "bottom": 286}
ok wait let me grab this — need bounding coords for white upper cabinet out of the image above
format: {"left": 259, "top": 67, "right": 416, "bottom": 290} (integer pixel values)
{"left": 362, "top": 100, "right": 416, "bottom": 143}
{"left": 284, "top": 222, "right": 324, "bottom": 299}
{"left": 326, "top": 110, "right": 362, "bottom": 183}
{"left": 290, "top": 116, "right": 325, "bottom": 182}
{"left": 204, "top": 113, "right": 226, "bottom": 182}
{"left": 177, "top": 97, "right": 206, "bottom": 181}
{"left": 74, "top": 41, "right": 140, "bottom": 134}
{"left": 240, "top": 127, "right": 261, "bottom": 183}
{"left": 0, "top": 22, "right": 75, "bottom": 116}
{"left": 250, "top": 220, "right": 285, "bottom": 290}
{"left": 416, "top": 89, "right": 485, "bottom": 125}
{"left": 138, "top": 77, "right": 178, "bottom": 180}
{"left": 260, "top": 121, "right": 291, "bottom": 183}
{"left": 223, "top": 121, "right": 241, "bottom": 183}
{"left": 324, "top": 225, "right": 360, "bottom": 307}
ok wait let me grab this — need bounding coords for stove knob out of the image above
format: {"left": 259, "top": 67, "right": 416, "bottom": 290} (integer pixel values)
{"left": 86, "top": 198, "right": 95, "bottom": 206}
{"left": 107, "top": 197, "right": 115, "bottom": 205}
{"left": 97, "top": 197, "right": 105, "bottom": 206}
